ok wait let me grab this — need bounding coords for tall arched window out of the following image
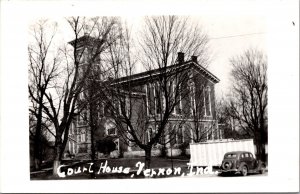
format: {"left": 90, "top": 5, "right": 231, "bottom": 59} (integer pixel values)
{"left": 145, "top": 84, "right": 149, "bottom": 116}
{"left": 172, "top": 83, "right": 176, "bottom": 114}
{"left": 190, "top": 127, "right": 194, "bottom": 143}
{"left": 205, "top": 86, "right": 212, "bottom": 116}
{"left": 189, "top": 81, "right": 196, "bottom": 115}
{"left": 175, "top": 126, "right": 184, "bottom": 144}
{"left": 147, "top": 83, "right": 155, "bottom": 115}
{"left": 80, "top": 132, "right": 86, "bottom": 142}
{"left": 146, "top": 128, "right": 152, "bottom": 143}
{"left": 154, "top": 83, "right": 161, "bottom": 115}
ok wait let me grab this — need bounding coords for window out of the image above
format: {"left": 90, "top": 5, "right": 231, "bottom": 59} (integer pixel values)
{"left": 77, "top": 129, "right": 80, "bottom": 142}
{"left": 112, "top": 100, "right": 120, "bottom": 115}
{"left": 114, "top": 139, "right": 120, "bottom": 151}
{"left": 172, "top": 83, "right": 176, "bottom": 114}
{"left": 79, "top": 91, "right": 85, "bottom": 100}
{"left": 118, "top": 99, "right": 123, "bottom": 115}
{"left": 175, "top": 126, "right": 184, "bottom": 144}
{"left": 189, "top": 81, "right": 196, "bottom": 115}
{"left": 83, "top": 111, "right": 87, "bottom": 121}
{"left": 78, "top": 111, "right": 87, "bottom": 126}
{"left": 244, "top": 153, "right": 249, "bottom": 158}
{"left": 172, "top": 83, "right": 182, "bottom": 115}
{"left": 145, "top": 85, "right": 149, "bottom": 115}
{"left": 154, "top": 125, "right": 159, "bottom": 136}
{"left": 225, "top": 154, "right": 237, "bottom": 158}
{"left": 69, "top": 126, "right": 73, "bottom": 135}
{"left": 98, "top": 102, "right": 105, "bottom": 118}
{"left": 107, "top": 127, "right": 117, "bottom": 136}
{"left": 148, "top": 84, "right": 155, "bottom": 115}
{"left": 162, "top": 94, "right": 166, "bottom": 112}
{"left": 125, "top": 97, "right": 130, "bottom": 116}
{"left": 80, "top": 48, "right": 89, "bottom": 64}
{"left": 68, "top": 141, "right": 72, "bottom": 153}
{"left": 154, "top": 83, "right": 161, "bottom": 115}
{"left": 106, "top": 121, "right": 117, "bottom": 136}
{"left": 205, "top": 127, "right": 209, "bottom": 140}
{"left": 190, "top": 128, "right": 194, "bottom": 143}
{"left": 203, "top": 90, "right": 207, "bottom": 116}
{"left": 177, "top": 84, "right": 182, "bottom": 115}
{"left": 249, "top": 153, "right": 253, "bottom": 158}
{"left": 80, "top": 133, "right": 86, "bottom": 142}
{"left": 205, "top": 86, "right": 212, "bottom": 116}
{"left": 72, "top": 142, "right": 76, "bottom": 154}
{"left": 146, "top": 128, "right": 152, "bottom": 143}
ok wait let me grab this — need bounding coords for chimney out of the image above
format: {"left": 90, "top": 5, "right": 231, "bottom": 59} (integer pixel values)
{"left": 191, "top": 56, "right": 198, "bottom": 63}
{"left": 178, "top": 52, "right": 184, "bottom": 63}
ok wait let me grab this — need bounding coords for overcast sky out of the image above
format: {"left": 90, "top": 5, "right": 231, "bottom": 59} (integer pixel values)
{"left": 38, "top": 14, "right": 267, "bottom": 99}
{"left": 200, "top": 15, "right": 267, "bottom": 97}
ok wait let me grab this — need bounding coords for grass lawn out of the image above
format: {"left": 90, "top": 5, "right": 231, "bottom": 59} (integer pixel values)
{"left": 30, "top": 156, "right": 192, "bottom": 180}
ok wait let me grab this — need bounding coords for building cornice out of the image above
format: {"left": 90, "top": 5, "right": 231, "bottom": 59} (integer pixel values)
{"left": 110, "top": 61, "right": 220, "bottom": 86}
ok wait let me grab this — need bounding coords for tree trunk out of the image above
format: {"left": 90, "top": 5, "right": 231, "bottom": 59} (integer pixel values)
{"left": 145, "top": 146, "right": 152, "bottom": 169}
{"left": 260, "top": 127, "right": 267, "bottom": 162}
{"left": 254, "top": 133, "right": 263, "bottom": 161}
{"left": 261, "top": 144, "right": 266, "bottom": 163}
{"left": 60, "top": 124, "right": 70, "bottom": 160}
{"left": 91, "top": 128, "right": 95, "bottom": 162}
{"left": 53, "top": 160, "right": 61, "bottom": 176}
{"left": 253, "top": 126, "right": 268, "bottom": 163}
{"left": 34, "top": 158, "right": 41, "bottom": 170}
{"left": 33, "top": 97, "right": 44, "bottom": 170}
{"left": 89, "top": 102, "right": 96, "bottom": 161}
{"left": 90, "top": 108, "right": 97, "bottom": 178}
{"left": 53, "top": 136, "right": 63, "bottom": 176}
{"left": 88, "top": 81, "right": 97, "bottom": 178}
{"left": 52, "top": 156, "right": 61, "bottom": 176}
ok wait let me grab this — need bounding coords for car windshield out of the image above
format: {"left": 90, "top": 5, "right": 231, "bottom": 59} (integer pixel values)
{"left": 225, "top": 153, "right": 237, "bottom": 158}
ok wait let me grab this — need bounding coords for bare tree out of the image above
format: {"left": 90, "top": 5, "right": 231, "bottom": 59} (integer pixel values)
{"left": 140, "top": 16, "right": 210, "bottom": 167}
{"left": 139, "top": 16, "right": 209, "bottom": 69}
{"left": 215, "top": 97, "right": 241, "bottom": 140}
{"left": 228, "top": 48, "right": 268, "bottom": 162}
{"left": 79, "top": 28, "right": 124, "bottom": 176}
{"left": 99, "top": 16, "right": 210, "bottom": 168}
{"left": 28, "top": 20, "right": 60, "bottom": 170}
{"left": 28, "top": 17, "right": 120, "bottom": 176}
{"left": 96, "top": 22, "right": 138, "bottom": 150}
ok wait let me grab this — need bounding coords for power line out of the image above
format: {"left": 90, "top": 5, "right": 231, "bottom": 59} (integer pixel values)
{"left": 210, "top": 32, "right": 265, "bottom": 40}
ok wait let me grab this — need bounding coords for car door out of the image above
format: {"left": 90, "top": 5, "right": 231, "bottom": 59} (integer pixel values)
{"left": 248, "top": 153, "right": 256, "bottom": 170}
{"left": 243, "top": 152, "right": 252, "bottom": 169}
{"left": 239, "top": 153, "right": 247, "bottom": 168}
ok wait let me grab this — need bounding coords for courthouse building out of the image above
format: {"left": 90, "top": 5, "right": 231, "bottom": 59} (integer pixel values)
{"left": 65, "top": 35, "right": 220, "bottom": 159}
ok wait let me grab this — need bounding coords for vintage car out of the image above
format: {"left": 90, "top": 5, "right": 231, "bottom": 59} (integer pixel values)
{"left": 219, "top": 151, "right": 266, "bottom": 176}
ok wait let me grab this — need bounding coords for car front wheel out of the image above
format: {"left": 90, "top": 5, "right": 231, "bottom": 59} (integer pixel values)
{"left": 241, "top": 165, "right": 248, "bottom": 176}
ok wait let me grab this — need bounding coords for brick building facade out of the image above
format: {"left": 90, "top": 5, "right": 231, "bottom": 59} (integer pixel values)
{"left": 64, "top": 35, "right": 220, "bottom": 159}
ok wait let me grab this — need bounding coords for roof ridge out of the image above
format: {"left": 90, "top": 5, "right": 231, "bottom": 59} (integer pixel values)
{"left": 111, "top": 61, "right": 219, "bottom": 84}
